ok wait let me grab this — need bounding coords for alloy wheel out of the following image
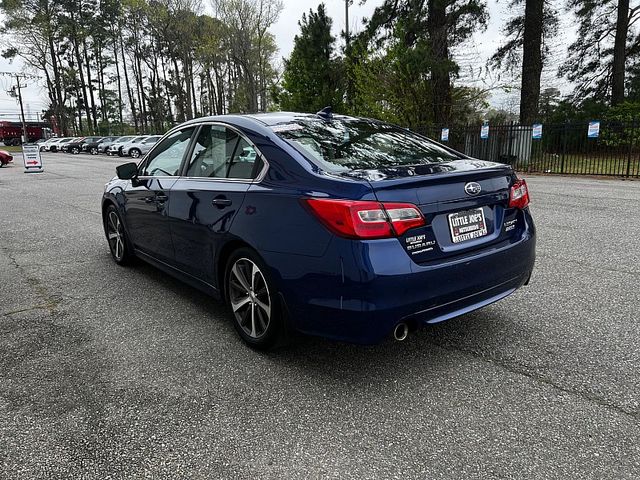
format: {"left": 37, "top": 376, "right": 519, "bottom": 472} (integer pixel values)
{"left": 131, "top": 149, "right": 140, "bottom": 158}
{"left": 228, "top": 258, "right": 271, "bottom": 339}
{"left": 107, "top": 210, "right": 125, "bottom": 261}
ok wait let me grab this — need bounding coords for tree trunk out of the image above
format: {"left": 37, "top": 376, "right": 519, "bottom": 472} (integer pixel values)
{"left": 172, "top": 56, "right": 186, "bottom": 122}
{"left": 121, "top": 36, "right": 138, "bottom": 131}
{"left": 519, "top": 0, "right": 544, "bottom": 124}
{"left": 207, "top": 68, "right": 216, "bottom": 115}
{"left": 160, "top": 53, "right": 173, "bottom": 125}
{"left": 612, "top": 0, "right": 630, "bottom": 105}
{"left": 134, "top": 49, "right": 148, "bottom": 131}
{"left": 95, "top": 42, "right": 107, "bottom": 122}
{"left": 427, "top": 0, "right": 452, "bottom": 125}
{"left": 83, "top": 39, "right": 98, "bottom": 131}
{"left": 69, "top": 17, "right": 92, "bottom": 132}
{"left": 190, "top": 61, "right": 198, "bottom": 118}
{"left": 113, "top": 35, "right": 124, "bottom": 125}
{"left": 75, "top": 84, "right": 84, "bottom": 133}
{"left": 184, "top": 58, "right": 194, "bottom": 119}
{"left": 215, "top": 65, "right": 225, "bottom": 115}
{"left": 47, "top": 35, "right": 67, "bottom": 135}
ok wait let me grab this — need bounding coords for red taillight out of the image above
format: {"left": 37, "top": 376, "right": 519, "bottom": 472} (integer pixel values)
{"left": 509, "top": 179, "right": 530, "bottom": 209}
{"left": 303, "top": 198, "right": 426, "bottom": 239}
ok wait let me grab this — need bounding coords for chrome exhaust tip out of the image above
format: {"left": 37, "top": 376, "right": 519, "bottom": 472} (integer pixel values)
{"left": 393, "top": 323, "right": 409, "bottom": 342}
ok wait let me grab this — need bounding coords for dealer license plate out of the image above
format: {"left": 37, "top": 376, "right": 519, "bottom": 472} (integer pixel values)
{"left": 448, "top": 208, "right": 488, "bottom": 244}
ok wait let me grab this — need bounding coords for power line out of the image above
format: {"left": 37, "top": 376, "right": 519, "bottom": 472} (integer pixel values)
{"left": 0, "top": 72, "right": 39, "bottom": 141}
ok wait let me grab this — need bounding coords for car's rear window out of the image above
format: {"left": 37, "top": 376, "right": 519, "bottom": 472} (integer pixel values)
{"left": 273, "top": 119, "right": 462, "bottom": 172}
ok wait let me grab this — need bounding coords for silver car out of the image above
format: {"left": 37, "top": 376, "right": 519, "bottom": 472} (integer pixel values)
{"left": 49, "top": 138, "right": 74, "bottom": 153}
{"left": 111, "top": 136, "right": 147, "bottom": 157}
{"left": 40, "top": 137, "right": 61, "bottom": 151}
{"left": 121, "top": 135, "right": 162, "bottom": 158}
{"left": 107, "top": 136, "right": 137, "bottom": 156}
{"left": 95, "top": 136, "right": 121, "bottom": 154}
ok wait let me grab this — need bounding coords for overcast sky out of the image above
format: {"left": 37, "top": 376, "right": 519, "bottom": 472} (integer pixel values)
{"left": 0, "top": 0, "right": 572, "bottom": 121}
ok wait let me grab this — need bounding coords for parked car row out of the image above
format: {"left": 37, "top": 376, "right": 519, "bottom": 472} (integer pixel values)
{"left": 39, "top": 135, "right": 163, "bottom": 158}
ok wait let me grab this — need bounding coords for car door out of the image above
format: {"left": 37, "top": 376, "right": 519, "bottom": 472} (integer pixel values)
{"left": 123, "top": 127, "right": 197, "bottom": 263}
{"left": 168, "top": 124, "right": 266, "bottom": 284}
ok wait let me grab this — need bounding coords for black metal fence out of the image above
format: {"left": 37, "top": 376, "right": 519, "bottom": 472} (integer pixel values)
{"left": 416, "top": 121, "right": 640, "bottom": 178}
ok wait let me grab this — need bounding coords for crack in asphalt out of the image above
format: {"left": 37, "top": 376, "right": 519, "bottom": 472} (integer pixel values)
{"left": 1, "top": 246, "right": 61, "bottom": 314}
{"left": 2, "top": 305, "right": 51, "bottom": 317}
{"left": 428, "top": 339, "right": 639, "bottom": 421}
{"left": 537, "top": 252, "right": 640, "bottom": 277}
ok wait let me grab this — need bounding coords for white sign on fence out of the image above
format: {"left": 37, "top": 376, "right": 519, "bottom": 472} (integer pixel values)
{"left": 480, "top": 123, "right": 490, "bottom": 140}
{"left": 22, "top": 144, "right": 43, "bottom": 173}
{"left": 441, "top": 128, "right": 449, "bottom": 142}
{"left": 532, "top": 124, "right": 543, "bottom": 139}
{"left": 588, "top": 121, "right": 600, "bottom": 138}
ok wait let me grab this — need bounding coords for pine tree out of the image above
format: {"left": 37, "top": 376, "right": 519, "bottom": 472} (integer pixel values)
{"left": 279, "top": 4, "right": 342, "bottom": 113}
{"left": 491, "top": 0, "right": 559, "bottom": 124}
{"left": 560, "top": 0, "right": 640, "bottom": 104}
{"left": 360, "top": 0, "right": 488, "bottom": 125}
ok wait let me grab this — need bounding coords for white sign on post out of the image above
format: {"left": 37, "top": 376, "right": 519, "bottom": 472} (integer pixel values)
{"left": 22, "top": 144, "right": 43, "bottom": 173}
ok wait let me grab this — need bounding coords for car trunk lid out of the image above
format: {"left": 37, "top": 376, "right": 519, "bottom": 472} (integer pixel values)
{"left": 334, "top": 159, "right": 525, "bottom": 263}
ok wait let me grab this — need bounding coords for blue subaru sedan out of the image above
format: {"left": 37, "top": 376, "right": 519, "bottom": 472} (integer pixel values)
{"left": 102, "top": 112, "right": 535, "bottom": 348}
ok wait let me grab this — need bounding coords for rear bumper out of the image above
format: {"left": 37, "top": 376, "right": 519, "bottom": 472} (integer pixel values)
{"left": 264, "top": 215, "right": 536, "bottom": 344}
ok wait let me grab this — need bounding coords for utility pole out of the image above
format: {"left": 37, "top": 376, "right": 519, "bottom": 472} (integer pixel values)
{"left": 1, "top": 72, "right": 36, "bottom": 144}
{"left": 15, "top": 75, "right": 28, "bottom": 143}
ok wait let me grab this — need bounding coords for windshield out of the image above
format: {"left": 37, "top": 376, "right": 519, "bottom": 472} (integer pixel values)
{"left": 274, "top": 119, "right": 462, "bottom": 172}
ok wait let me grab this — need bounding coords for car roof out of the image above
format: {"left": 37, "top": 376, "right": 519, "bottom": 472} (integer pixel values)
{"left": 246, "top": 112, "right": 356, "bottom": 125}
{"left": 174, "top": 112, "right": 362, "bottom": 141}
{"left": 184, "top": 112, "right": 353, "bottom": 126}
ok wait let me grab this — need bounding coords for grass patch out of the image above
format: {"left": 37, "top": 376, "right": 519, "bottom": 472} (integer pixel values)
{"left": 523, "top": 154, "right": 640, "bottom": 177}
{"left": 0, "top": 145, "right": 23, "bottom": 153}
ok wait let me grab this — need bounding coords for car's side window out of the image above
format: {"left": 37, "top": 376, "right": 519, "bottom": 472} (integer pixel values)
{"left": 186, "top": 125, "right": 262, "bottom": 180}
{"left": 141, "top": 128, "right": 196, "bottom": 177}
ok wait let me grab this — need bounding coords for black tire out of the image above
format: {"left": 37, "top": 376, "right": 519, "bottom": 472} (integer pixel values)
{"left": 71, "top": 147, "right": 79, "bottom": 154}
{"left": 90, "top": 147, "right": 98, "bottom": 155}
{"left": 118, "top": 147, "right": 124, "bottom": 157}
{"left": 130, "top": 148, "right": 141, "bottom": 159}
{"left": 104, "top": 205, "right": 133, "bottom": 265}
{"left": 224, "top": 247, "right": 282, "bottom": 350}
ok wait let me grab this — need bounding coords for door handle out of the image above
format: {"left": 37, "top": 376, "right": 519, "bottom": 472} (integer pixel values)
{"left": 156, "top": 194, "right": 168, "bottom": 202}
{"left": 212, "top": 197, "right": 232, "bottom": 208}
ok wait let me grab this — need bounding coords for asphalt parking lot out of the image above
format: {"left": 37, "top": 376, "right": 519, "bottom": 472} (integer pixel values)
{"left": 1, "top": 153, "right": 639, "bottom": 479}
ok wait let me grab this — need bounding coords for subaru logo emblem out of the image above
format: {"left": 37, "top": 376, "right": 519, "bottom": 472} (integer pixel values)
{"left": 464, "top": 182, "right": 482, "bottom": 196}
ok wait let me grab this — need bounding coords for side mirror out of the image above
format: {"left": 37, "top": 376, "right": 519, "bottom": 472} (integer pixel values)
{"left": 116, "top": 162, "right": 138, "bottom": 180}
